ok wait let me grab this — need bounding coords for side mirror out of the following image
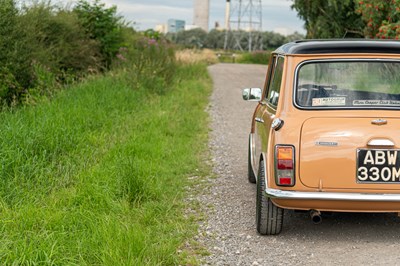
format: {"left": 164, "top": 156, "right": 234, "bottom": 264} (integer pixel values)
{"left": 242, "top": 88, "right": 262, "bottom": 101}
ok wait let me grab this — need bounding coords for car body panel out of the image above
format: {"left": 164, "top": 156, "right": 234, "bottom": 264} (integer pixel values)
{"left": 300, "top": 117, "right": 400, "bottom": 190}
{"left": 246, "top": 40, "right": 400, "bottom": 213}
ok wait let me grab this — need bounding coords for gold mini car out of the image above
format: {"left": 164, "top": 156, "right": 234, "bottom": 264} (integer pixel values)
{"left": 243, "top": 40, "right": 400, "bottom": 235}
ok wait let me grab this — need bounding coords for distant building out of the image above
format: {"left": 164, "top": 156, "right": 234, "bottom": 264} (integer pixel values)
{"left": 167, "top": 19, "right": 186, "bottom": 33}
{"left": 185, "top": 24, "right": 200, "bottom": 31}
{"left": 155, "top": 24, "right": 167, "bottom": 34}
{"left": 193, "top": 0, "right": 210, "bottom": 32}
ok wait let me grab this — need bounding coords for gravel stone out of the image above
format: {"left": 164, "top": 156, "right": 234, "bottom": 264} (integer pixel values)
{"left": 195, "top": 63, "right": 400, "bottom": 265}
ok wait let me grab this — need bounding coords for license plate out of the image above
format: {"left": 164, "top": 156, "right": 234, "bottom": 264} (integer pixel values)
{"left": 357, "top": 149, "right": 400, "bottom": 183}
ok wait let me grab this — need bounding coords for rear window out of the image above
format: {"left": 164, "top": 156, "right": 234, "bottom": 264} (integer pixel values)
{"left": 295, "top": 60, "right": 400, "bottom": 109}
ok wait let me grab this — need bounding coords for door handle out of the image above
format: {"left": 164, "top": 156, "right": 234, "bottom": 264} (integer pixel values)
{"left": 367, "top": 139, "right": 395, "bottom": 147}
{"left": 255, "top": 117, "right": 264, "bottom": 123}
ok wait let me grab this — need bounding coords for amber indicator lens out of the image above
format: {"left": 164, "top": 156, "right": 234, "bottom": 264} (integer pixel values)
{"left": 277, "top": 147, "right": 293, "bottom": 160}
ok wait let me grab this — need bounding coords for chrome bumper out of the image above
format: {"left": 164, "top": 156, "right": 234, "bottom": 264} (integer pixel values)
{"left": 265, "top": 187, "right": 400, "bottom": 202}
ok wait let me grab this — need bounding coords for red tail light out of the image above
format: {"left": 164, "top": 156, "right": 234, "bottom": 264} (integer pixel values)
{"left": 275, "top": 145, "right": 295, "bottom": 186}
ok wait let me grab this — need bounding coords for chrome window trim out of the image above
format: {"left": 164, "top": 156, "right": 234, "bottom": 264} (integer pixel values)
{"left": 293, "top": 58, "right": 400, "bottom": 111}
{"left": 264, "top": 55, "right": 285, "bottom": 111}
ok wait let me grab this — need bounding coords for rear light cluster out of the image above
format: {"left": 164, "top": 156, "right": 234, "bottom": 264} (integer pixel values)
{"left": 275, "top": 145, "right": 295, "bottom": 186}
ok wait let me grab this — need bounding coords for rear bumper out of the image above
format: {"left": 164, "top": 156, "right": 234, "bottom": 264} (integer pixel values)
{"left": 265, "top": 187, "right": 400, "bottom": 202}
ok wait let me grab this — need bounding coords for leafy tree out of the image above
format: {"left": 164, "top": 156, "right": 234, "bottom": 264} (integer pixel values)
{"left": 291, "top": 0, "right": 364, "bottom": 38}
{"left": 74, "top": 0, "right": 124, "bottom": 69}
{"left": 262, "top": 31, "right": 286, "bottom": 49}
{"left": 166, "top": 28, "right": 304, "bottom": 51}
{"left": 355, "top": 0, "right": 400, "bottom": 39}
{"left": 205, "top": 29, "right": 226, "bottom": 49}
{"left": 169, "top": 28, "right": 208, "bottom": 48}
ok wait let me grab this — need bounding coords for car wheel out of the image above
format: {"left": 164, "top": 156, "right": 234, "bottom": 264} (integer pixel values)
{"left": 248, "top": 136, "right": 256, "bottom": 183}
{"left": 256, "top": 160, "right": 283, "bottom": 235}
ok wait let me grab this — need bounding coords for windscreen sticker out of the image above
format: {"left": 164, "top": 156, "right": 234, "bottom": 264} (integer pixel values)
{"left": 353, "top": 100, "right": 400, "bottom": 106}
{"left": 312, "top": 97, "right": 346, "bottom": 106}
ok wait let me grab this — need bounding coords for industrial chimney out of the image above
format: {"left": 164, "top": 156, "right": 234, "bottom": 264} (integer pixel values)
{"left": 225, "top": 0, "right": 231, "bottom": 30}
{"left": 193, "top": 0, "right": 210, "bottom": 32}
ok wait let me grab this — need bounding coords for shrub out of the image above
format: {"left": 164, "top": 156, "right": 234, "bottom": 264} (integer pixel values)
{"left": 0, "top": 0, "right": 117, "bottom": 105}
{"left": 0, "top": 0, "right": 31, "bottom": 105}
{"left": 19, "top": 4, "right": 102, "bottom": 82}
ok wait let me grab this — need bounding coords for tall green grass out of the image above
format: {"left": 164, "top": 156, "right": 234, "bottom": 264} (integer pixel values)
{"left": 0, "top": 63, "right": 210, "bottom": 264}
{"left": 236, "top": 50, "right": 271, "bottom": 65}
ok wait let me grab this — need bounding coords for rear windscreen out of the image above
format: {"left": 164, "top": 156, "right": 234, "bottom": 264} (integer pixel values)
{"left": 296, "top": 60, "right": 400, "bottom": 109}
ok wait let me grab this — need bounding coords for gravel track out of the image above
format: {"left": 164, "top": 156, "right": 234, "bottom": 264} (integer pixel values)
{"left": 197, "top": 63, "right": 400, "bottom": 266}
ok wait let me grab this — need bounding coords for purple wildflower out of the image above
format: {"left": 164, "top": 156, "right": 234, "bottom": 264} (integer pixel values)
{"left": 148, "top": 38, "right": 158, "bottom": 46}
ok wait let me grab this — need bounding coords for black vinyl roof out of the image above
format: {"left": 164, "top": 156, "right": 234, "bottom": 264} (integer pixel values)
{"left": 275, "top": 39, "right": 400, "bottom": 55}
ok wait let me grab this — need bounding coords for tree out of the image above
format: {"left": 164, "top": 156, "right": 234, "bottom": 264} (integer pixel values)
{"left": 169, "top": 28, "right": 208, "bottom": 49}
{"left": 291, "top": 0, "right": 365, "bottom": 38}
{"left": 355, "top": 0, "right": 400, "bottom": 39}
{"left": 74, "top": 0, "right": 124, "bottom": 69}
{"left": 262, "top": 31, "right": 286, "bottom": 49}
{"left": 204, "top": 29, "right": 226, "bottom": 49}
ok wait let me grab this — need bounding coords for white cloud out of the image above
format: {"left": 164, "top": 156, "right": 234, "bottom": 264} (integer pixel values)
{"left": 58, "top": 0, "right": 305, "bottom": 33}
{"left": 95, "top": 2, "right": 192, "bottom": 28}
{"left": 263, "top": 0, "right": 293, "bottom": 8}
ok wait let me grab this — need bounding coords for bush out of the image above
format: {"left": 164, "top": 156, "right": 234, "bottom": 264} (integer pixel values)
{"left": 0, "top": 0, "right": 125, "bottom": 105}
{"left": 0, "top": 0, "right": 175, "bottom": 105}
{"left": 19, "top": 4, "right": 102, "bottom": 82}
{"left": 0, "top": 0, "right": 31, "bottom": 105}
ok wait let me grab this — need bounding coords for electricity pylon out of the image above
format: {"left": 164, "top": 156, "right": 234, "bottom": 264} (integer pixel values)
{"left": 224, "top": 0, "right": 263, "bottom": 51}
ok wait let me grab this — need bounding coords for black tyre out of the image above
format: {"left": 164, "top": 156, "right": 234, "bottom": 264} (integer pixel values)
{"left": 248, "top": 137, "right": 256, "bottom": 183}
{"left": 256, "top": 161, "right": 283, "bottom": 235}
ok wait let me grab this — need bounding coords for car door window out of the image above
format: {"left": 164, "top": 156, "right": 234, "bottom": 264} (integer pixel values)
{"left": 266, "top": 57, "right": 284, "bottom": 107}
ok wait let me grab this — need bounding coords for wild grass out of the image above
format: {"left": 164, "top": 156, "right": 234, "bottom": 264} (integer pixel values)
{"left": 0, "top": 62, "right": 211, "bottom": 264}
{"left": 176, "top": 49, "right": 218, "bottom": 65}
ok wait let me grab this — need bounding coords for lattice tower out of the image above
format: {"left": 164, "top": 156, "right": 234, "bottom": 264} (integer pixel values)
{"left": 224, "top": 0, "right": 263, "bottom": 51}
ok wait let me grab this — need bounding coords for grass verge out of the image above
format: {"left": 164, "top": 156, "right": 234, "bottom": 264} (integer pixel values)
{"left": 0, "top": 63, "right": 211, "bottom": 264}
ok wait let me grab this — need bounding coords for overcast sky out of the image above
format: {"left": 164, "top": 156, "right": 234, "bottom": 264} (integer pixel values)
{"left": 60, "top": 0, "right": 306, "bottom": 35}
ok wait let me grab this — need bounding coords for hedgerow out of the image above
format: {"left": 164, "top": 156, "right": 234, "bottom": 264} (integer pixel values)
{"left": 0, "top": 0, "right": 168, "bottom": 106}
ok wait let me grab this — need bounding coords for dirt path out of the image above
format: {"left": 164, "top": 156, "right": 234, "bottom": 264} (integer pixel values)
{"left": 198, "top": 63, "right": 400, "bottom": 265}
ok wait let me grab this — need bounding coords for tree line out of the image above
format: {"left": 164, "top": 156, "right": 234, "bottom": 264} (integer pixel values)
{"left": 167, "top": 29, "right": 304, "bottom": 50}
{"left": 170, "top": 0, "right": 400, "bottom": 50}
